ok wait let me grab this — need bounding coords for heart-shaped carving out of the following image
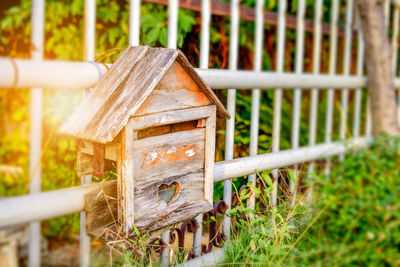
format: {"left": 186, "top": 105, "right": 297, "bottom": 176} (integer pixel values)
{"left": 158, "top": 182, "right": 180, "bottom": 204}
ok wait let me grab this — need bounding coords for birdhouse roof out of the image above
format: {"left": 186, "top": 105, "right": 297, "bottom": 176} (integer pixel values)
{"left": 59, "top": 46, "right": 230, "bottom": 144}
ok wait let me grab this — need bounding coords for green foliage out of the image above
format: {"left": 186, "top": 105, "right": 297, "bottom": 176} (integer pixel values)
{"left": 223, "top": 169, "right": 308, "bottom": 265}
{"left": 223, "top": 137, "right": 400, "bottom": 266}
{"left": 296, "top": 137, "right": 400, "bottom": 266}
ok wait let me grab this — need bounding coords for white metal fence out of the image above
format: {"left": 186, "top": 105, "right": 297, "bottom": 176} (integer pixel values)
{"left": 0, "top": 0, "right": 399, "bottom": 266}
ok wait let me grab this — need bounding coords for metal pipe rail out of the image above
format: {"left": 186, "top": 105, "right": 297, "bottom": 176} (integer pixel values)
{"left": 3, "top": 57, "right": 400, "bottom": 90}
{"left": 0, "top": 137, "right": 370, "bottom": 229}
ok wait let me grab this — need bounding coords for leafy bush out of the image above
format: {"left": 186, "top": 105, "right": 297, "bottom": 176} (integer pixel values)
{"left": 223, "top": 137, "right": 400, "bottom": 266}
{"left": 297, "top": 137, "right": 400, "bottom": 266}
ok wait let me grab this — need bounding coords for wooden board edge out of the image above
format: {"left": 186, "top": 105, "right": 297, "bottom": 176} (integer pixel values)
{"left": 129, "top": 105, "right": 215, "bottom": 131}
{"left": 204, "top": 106, "right": 216, "bottom": 204}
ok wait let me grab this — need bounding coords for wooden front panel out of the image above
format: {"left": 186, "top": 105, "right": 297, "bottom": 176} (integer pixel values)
{"left": 132, "top": 128, "right": 206, "bottom": 229}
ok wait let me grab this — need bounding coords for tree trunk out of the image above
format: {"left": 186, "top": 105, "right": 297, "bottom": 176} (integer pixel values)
{"left": 357, "top": 0, "right": 400, "bottom": 136}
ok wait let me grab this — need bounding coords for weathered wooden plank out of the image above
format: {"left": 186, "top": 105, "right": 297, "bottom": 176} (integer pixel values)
{"left": 133, "top": 130, "right": 205, "bottom": 181}
{"left": 131, "top": 128, "right": 210, "bottom": 230}
{"left": 116, "top": 137, "right": 123, "bottom": 226}
{"left": 129, "top": 105, "right": 215, "bottom": 130}
{"left": 119, "top": 125, "right": 136, "bottom": 235}
{"left": 85, "top": 180, "right": 117, "bottom": 237}
{"left": 134, "top": 170, "right": 204, "bottom": 224}
{"left": 204, "top": 106, "right": 216, "bottom": 204}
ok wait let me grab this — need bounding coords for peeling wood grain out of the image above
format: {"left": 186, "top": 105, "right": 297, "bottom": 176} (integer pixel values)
{"left": 133, "top": 129, "right": 205, "bottom": 181}
{"left": 141, "top": 144, "right": 200, "bottom": 168}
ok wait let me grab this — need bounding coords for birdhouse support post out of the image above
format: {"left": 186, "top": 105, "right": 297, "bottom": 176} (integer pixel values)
{"left": 117, "top": 124, "right": 136, "bottom": 235}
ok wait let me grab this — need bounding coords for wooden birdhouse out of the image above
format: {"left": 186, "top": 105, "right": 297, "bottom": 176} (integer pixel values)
{"left": 60, "top": 46, "right": 229, "bottom": 236}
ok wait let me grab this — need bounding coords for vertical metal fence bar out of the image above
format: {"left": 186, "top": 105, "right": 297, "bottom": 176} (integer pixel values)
{"left": 391, "top": 6, "right": 400, "bottom": 125}
{"left": 392, "top": 7, "right": 399, "bottom": 73}
{"left": 222, "top": 0, "right": 240, "bottom": 238}
{"left": 324, "top": 0, "right": 339, "bottom": 175}
{"left": 199, "top": 0, "right": 210, "bottom": 70}
{"left": 161, "top": 1, "right": 179, "bottom": 265}
{"left": 271, "top": 0, "right": 287, "bottom": 207}
{"left": 366, "top": 0, "right": 378, "bottom": 136}
{"left": 384, "top": 0, "right": 391, "bottom": 130}
{"left": 290, "top": 0, "right": 305, "bottom": 204}
{"left": 306, "top": 0, "right": 323, "bottom": 201}
{"left": 167, "top": 0, "right": 178, "bottom": 49}
{"left": 384, "top": 0, "right": 390, "bottom": 31}
{"left": 366, "top": 94, "right": 372, "bottom": 136}
{"left": 339, "top": 0, "right": 354, "bottom": 160}
{"left": 384, "top": 0, "right": 391, "bottom": 128}
{"left": 129, "top": 0, "right": 141, "bottom": 46}
{"left": 193, "top": 0, "right": 211, "bottom": 257}
{"left": 28, "top": 0, "right": 44, "bottom": 266}
{"left": 79, "top": 1, "right": 96, "bottom": 266}
{"left": 84, "top": 0, "right": 96, "bottom": 61}
{"left": 352, "top": 22, "right": 365, "bottom": 138}
{"left": 247, "top": 0, "right": 264, "bottom": 210}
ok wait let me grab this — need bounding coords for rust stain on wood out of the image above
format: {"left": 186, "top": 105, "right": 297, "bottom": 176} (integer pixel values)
{"left": 142, "top": 144, "right": 199, "bottom": 168}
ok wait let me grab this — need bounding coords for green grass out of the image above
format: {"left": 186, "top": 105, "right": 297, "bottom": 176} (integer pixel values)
{"left": 223, "top": 137, "right": 400, "bottom": 266}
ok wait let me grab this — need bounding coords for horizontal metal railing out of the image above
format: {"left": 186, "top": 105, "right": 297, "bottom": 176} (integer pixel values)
{"left": 0, "top": 136, "right": 370, "bottom": 229}
{"left": 2, "top": 58, "right": 400, "bottom": 90}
